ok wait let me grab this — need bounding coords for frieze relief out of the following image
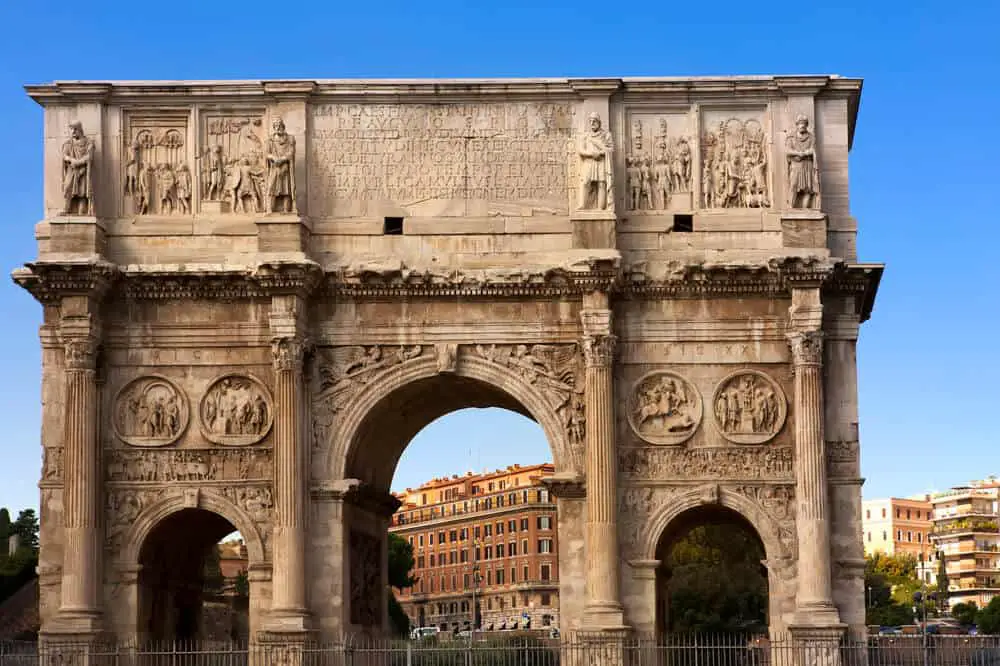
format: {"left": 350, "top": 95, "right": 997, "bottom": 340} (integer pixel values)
{"left": 620, "top": 446, "right": 794, "bottom": 480}
{"left": 107, "top": 448, "right": 272, "bottom": 483}
{"left": 712, "top": 371, "right": 787, "bottom": 444}
{"left": 198, "top": 112, "right": 267, "bottom": 214}
{"left": 628, "top": 371, "right": 702, "bottom": 446}
{"left": 625, "top": 115, "right": 693, "bottom": 212}
{"left": 41, "top": 447, "right": 63, "bottom": 483}
{"left": 122, "top": 113, "right": 190, "bottom": 216}
{"left": 200, "top": 375, "right": 273, "bottom": 446}
{"left": 312, "top": 345, "right": 425, "bottom": 450}
{"left": 701, "top": 111, "right": 771, "bottom": 209}
{"left": 112, "top": 375, "right": 189, "bottom": 447}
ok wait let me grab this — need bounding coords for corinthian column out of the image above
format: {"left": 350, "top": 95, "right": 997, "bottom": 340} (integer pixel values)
{"left": 268, "top": 335, "right": 311, "bottom": 631}
{"left": 787, "top": 329, "right": 841, "bottom": 627}
{"left": 56, "top": 335, "right": 103, "bottom": 632}
{"left": 580, "top": 307, "right": 625, "bottom": 630}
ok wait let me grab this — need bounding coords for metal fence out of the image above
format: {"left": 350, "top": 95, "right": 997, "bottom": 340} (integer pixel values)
{"left": 3, "top": 635, "right": 1000, "bottom": 666}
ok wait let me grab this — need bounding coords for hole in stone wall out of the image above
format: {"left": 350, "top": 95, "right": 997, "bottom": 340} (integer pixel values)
{"left": 384, "top": 217, "right": 404, "bottom": 235}
{"left": 672, "top": 214, "right": 693, "bottom": 233}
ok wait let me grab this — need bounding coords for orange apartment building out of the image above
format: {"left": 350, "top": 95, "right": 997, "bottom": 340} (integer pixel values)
{"left": 389, "top": 464, "right": 559, "bottom": 634}
{"left": 862, "top": 495, "right": 934, "bottom": 560}
{"left": 931, "top": 478, "right": 1000, "bottom": 608}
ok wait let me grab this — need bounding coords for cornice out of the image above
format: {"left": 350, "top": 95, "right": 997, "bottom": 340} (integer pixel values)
{"left": 12, "top": 260, "right": 117, "bottom": 304}
{"left": 824, "top": 263, "right": 883, "bottom": 323}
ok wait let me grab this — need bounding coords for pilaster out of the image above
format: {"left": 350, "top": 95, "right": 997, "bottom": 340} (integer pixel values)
{"left": 579, "top": 294, "right": 627, "bottom": 631}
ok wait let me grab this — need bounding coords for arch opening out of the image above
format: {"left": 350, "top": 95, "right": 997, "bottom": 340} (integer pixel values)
{"left": 654, "top": 504, "right": 768, "bottom": 637}
{"left": 340, "top": 371, "right": 563, "bottom": 639}
{"left": 137, "top": 508, "right": 250, "bottom": 642}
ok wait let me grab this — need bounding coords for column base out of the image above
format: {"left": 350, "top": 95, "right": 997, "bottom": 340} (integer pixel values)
{"left": 43, "top": 608, "right": 105, "bottom": 636}
{"left": 263, "top": 608, "right": 313, "bottom": 634}
{"left": 792, "top": 602, "right": 843, "bottom": 630}
{"left": 580, "top": 601, "right": 628, "bottom": 632}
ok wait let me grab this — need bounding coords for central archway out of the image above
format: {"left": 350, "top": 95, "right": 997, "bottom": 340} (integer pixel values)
{"left": 314, "top": 349, "right": 584, "bottom": 637}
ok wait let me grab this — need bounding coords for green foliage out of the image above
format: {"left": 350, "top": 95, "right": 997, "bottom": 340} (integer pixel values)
{"left": 0, "top": 508, "right": 11, "bottom": 542}
{"left": 234, "top": 568, "right": 249, "bottom": 598}
{"left": 388, "top": 591, "right": 411, "bottom": 637}
{"left": 388, "top": 533, "right": 418, "bottom": 590}
{"left": 951, "top": 601, "right": 978, "bottom": 627}
{"left": 936, "top": 554, "right": 949, "bottom": 610}
{"left": 864, "top": 554, "right": 917, "bottom": 626}
{"left": 13, "top": 509, "right": 39, "bottom": 552}
{"left": 663, "top": 523, "right": 767, "bottom": 634}
{"left": 979, "top": 597, "right": 1000, "bottom": 635}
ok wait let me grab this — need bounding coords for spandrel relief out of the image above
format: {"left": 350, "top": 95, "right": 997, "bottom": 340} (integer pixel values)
{"left": 712, "top": 371, "right": 787, "bottom": 444}
{"left": 624, "top": 113, "right": 693, "bottom": 212}
{"left": 627, "top": 371, "right": 703, "bottom": 446}
{"left": 198, "top": 113, "right": 267, "bottom": 214}
{"left": 200, "top": 374, "right": 273, "bottom": 446}
{"left": 112, "top": 376, "right": 189, "bottom": 447}
{"left": 701, "top": 111, "right": 771, "bottom": 209}
{"left": 785, "top": 114, "right": 820, "bottom": 209}
{"left": 122, "top": 114, "right": 189, "bottom": 216}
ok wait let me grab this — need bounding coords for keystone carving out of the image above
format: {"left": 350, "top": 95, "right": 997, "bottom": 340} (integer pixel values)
{"left": 712, "top": 370, "right": 787, "bottom": 444}
{"left": 200, "top": 375, "right": 273, "bottom": 446}
{"left": 113, "top": 375, "right": 189, "bottom": 447}
{"left": 628, "top": 371, "right": 702, "bottom": 445}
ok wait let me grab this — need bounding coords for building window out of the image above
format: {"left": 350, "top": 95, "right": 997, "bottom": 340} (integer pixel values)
{"left": 523, "top": 565, "right": 530, "bottom": 581}
{"left": 540, "top": 564, "right": 551, "bottom": 581}
{"left": 539, "top": 489, "right": 550, "bottom": 503}
{"left": 419, "top": 535, "right": 424, "bottom": 547}
{"left": 521, "top": 518, "right": 529, "bottom": 531}
{"left": 918, "top": 533, "right": 923, "bottom": 543}
{"left": 450, "top": 551, "right": 457, "bottom": 564}
{"left": 867, "top": 532, "right": 871, "bottom": 542}
{"left": 497, "top": 522, "right": 504, "bottom": 535}
{"left": 883, "top": 531, "right": 887, "bottom": 541}
{"left": 538, "top": 539, "right": 553, "bottom": 554}
{"left": 496, "top": 543, "right": 504, "bottom": 558}
{"left": 509, "top": 541, "right": 517, "bottom": 556}
{"left": 430, "top": 554, "right": 436, "bottom": 566}
{"left": 484, "top": 525, "right": 492, "bottom": 537}
{"left": 439, "top": 531, "right": 446, "bottom": 543}
{"left": 511, "top": 567, "right": 516, "bottom": 583}
{"left": 907, "top": 509, "right": 912, "bottom": 520}
{"left": 882, "top": 508, "right": 886, "bottom": 518}
{"left": 907, "top": 531, "right": 912, "bottom": 542}
{"left": 496, "top": 569, "right": 505, "bottom": 585}
{"left": 866, "top": 509, "right": 871, "bottom": 519}
{"left": 474, "top": 526, "right": 481, "bottom": 538}
{"left": 522, "top": 539, "right": 529, "bottom": 554}
{"left": 461, "top": 550, "right": 468, "bottom": 563}
{"left": 429, "top": 533, "right": 434, "bottom": 546}
{"left": 896, "top": 509, "right": 901, "bottom": 519}
{"left": 509, "top": 520, "right": 517, "bottom": 533}
{"left": 450, "top": 530, "right": 457, "bottom": 542}
{"left": 538, "top": 516, "right": 552, "bottom": 530}
{"left": 896, "top": 530, "right": 902, "bottom": 541}
{"left": 541, "top": 593, "right": 551, "bottom": 606}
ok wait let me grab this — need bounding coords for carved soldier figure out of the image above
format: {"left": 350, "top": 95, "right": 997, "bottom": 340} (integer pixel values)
{"left": 653, "top": 143, "right": 671, "bottom": 209}
{"left": 123, "top": 140, "right": 140, "bottom": 207}
{"left": 175, "top": 162, "right": 193, "bottom": 214}
{"left": 156, "top": 163, "right": 177, "bottom": 214}
{"left": 626, "top": 157, "right": 641, "bottom": 210}
{"left": 639, "top": 157, "right": 653, "bottom": 210}
{"left": 786, "top": 114, "right": 819, "bottom": 208}
{"left": 265, "top": 117, "right": 296, "bottom": 213}
{"left": 137, "top": 163, "right": 154, "bottom": 215}
{"left": 201, "top": 144, "right": 226, "bottom": 201}
{"left": 60, "top": 121, "right": 95, "bottom": 215}
{"left": 577, "top": 113, "right": 612, "bottom": 210}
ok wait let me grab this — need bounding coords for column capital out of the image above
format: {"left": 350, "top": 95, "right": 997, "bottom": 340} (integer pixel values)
{"left": 62, "top": 336, "right": 99, "bottom": 371}
{"left": 786, "top": 330, "right": 823, "bottom": 367}
{"left": 583, "top": 334, "right": 617, "bottom": 367}
{"left": 271, "top": 337, "right": 309, "bottom": 372}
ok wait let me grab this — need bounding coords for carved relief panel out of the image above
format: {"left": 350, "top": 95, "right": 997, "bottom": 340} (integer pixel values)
{"left": 349, "top": 530, "right": 383, "bottom": 627}
{"left": 623, "top": 111, "right": 694, "bottom": 212}
{"left": 627, "top": 371, "right": 703, "bottom": 445}
{"left": 620, "top": 446, "right": 794, "bottom": 481}
{"left": 700, "top": 109, "right": 771, "bottom": 209}
{"left": 122, "top": 112, "right": 191, "bottom": 216}
{"left": 112, "top": 376, "right": 189, "bottom": 447}
{"left": 198, "top": 110, "right": 267, "bottom": 214}
{"left": 712, "top": 370, "right": 787, "bottom": 444}
{"left": 199, "top": 374, "right": 273, "bottom": 446}
{"left": 107, "top": 448, "right": 272, "bottom": 483}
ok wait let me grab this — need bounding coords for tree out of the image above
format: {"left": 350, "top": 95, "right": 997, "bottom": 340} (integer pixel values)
{"left": 388, "top": 533, "right": 418, "bottom": 590}
{"left": 663, "top": 523, "right": 768, "bottom": 634}
{"left": 978, "top": 597, "right": 1000, "bottom": 635}
{"left": 864, "top": 555, "right": 915, "bottom": 627}
{"left": 951, "top": 602, "right": 978, "bottom": 627}
{"left": 13, "top": 509, "right": 39, "bottom": 553}
{"left": 935, "top": 553, "right": 949, "bottom": 611}
{"left": 0, "top": 508, "right": 11, "bottom": 543}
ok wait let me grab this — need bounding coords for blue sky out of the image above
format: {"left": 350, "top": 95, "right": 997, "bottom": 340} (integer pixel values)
{"left": 1, "top": 0, "right": 997, "bottom": 513}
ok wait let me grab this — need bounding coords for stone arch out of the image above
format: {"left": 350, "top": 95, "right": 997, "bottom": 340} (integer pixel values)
{"left": 324, "top": 352, "right": 578, "bottom": 487}
{"left": 120, "top": 488, "right": 267, "bottom": 569}
{"left": 640, "top": 486, "right": 788, "bottom": 564}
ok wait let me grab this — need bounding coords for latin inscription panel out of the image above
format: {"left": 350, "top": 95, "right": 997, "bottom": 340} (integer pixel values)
{"left": 309, "top": 103, "right": 574, "bottom": 217}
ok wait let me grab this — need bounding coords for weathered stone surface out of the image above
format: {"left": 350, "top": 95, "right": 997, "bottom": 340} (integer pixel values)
{"left": 15, "top": 76, "right": 881, "bottom": 643}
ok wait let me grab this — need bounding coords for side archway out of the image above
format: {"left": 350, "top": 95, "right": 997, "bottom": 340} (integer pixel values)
{"left": 323, "top": 352, "right": 580, "bottom": 488}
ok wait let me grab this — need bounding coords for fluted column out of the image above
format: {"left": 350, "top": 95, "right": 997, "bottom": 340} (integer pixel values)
{"left": 787, "top": 329, "right": 840, "bottom": 625}
{"left": 581, "top": 307, "right": 625, "bottom": 630}
{"left": 268, "top": 336, "right": 311, "bottom": 630}
{"left": 57, "top": 335, "right": 103, "bottom": 632}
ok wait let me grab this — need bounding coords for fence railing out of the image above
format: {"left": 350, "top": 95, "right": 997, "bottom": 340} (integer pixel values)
{"left": 3, "top": 635, "right": 1000, "bottom": 666}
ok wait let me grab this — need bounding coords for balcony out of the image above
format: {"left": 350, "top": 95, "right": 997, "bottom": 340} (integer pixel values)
{"left": 933, "top": 518, "right": 999, "bottom": 537}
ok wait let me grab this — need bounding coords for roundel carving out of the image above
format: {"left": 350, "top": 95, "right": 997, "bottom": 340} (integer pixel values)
{"left": 712, "top": 370, "right": 787, "bottom": 444}
{"left": 627, "top": 371, "right": 703, "bottom": 445}
{"left": 199, "top": 374, "right": 273, "bottom": 446}
{"left": 113, "top": 375, "right": 189, "bottom": 447}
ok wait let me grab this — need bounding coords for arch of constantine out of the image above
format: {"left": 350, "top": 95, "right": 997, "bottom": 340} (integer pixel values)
{"left": 13, "top": 75, "right": 882, "bottom": 648}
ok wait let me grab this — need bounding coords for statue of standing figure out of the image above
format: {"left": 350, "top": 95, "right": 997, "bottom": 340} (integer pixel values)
{"left": 577, "top": 113, "right": 613, "bottom": 211}
{"left": 61, "top": 121, "right": 95, "bottom": 215}
{"left": 265, "top": 117, "right": 296, "bottom": 214}
{"left": 786, "top": 114, "right": 819, "bottom": 209}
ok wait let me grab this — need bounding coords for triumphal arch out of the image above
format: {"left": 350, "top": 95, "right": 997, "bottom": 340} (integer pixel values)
{"left": 15, "top": 76, "right": 881, "bottom": 647}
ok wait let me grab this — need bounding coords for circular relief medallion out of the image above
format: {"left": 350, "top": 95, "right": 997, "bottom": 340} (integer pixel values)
{"left": 712, "top": 370, "right": 787, "bottom": 444}
{"left": 628, "top": 371, "right": 703, "bottom": 446}
{"left": 199, "top": 374, "right": 273, "bottom": 446}
{"left": 113, "top": 375, "right": 189, "bottom": 447}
